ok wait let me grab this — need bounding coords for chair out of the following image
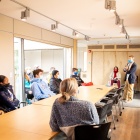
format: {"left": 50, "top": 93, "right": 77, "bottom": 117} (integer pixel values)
{"left": 75, "top": 122, "right": 111, "bottom": 140}
{"left": 100, "top": 99, "right": 116, "bottom": 129}
{"left": 107, "top": 87, "right": 124, "bottom": 116}
{"left": 103, "top": 94, "right": 119, "bottom": 122}
{"left": 95, "top": 102, "right": 108, "bottom": 124}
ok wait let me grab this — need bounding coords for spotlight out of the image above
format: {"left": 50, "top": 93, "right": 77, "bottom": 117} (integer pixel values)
{"left": 21, "top": 8, "right": 30, "bottom": 21}
{"left": 120, "top": 26, "right": 126, "bottom": 34}
{"left": 51, "top": 21, "right": 58, "bottom": 31}
{"left": 72, "top": 30, "right": 78, "bottom": 37}
{"left": 114, "top": 12, "right": 120, "bottom": 25}
{"left": 125, "top": 34, "right": 129, "bottom": 40}
{"left": 51, "top": 24, "right": 56, "bottom": 31}
{"left": 85, "top": 36, "right": 90, "bottom": 41}
{"left": 105, "top": 0, "right": 116, "bottom": 12}
{"left": 119, "top": 19, "right": 124, "bottom": 28}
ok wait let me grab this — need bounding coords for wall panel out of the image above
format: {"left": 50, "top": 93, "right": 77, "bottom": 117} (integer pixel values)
{"left": 61, "top": 36, "right": 73, "bottom": 47}
{"left": 103, "top": 52, "right": 116, "bottom": 84}
{"left": 42, "top": 29, "right": 61, "bottom": 44}
{"left": 14, "top": 20, "right": 42, "bottom": 39}
{"left": 0, "top": 14, "right": 13, "bottom": 33}
{"left": 116, "top": 52, "right": 128, "bottom": 85}
{"left": 92, "top": 52, "right": 104, "bottom": 85}
{"left": 0, "top": 31, "right": 14, "bottom": 85}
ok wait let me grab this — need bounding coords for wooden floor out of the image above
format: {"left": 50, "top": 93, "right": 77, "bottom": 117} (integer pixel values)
{"left": 110, "top": 107, "right": 140, "bottom": 140}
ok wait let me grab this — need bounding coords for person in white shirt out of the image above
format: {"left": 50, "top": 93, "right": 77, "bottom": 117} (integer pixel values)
{"left": 109, "top": 66, "right": 121, "bottom": 88}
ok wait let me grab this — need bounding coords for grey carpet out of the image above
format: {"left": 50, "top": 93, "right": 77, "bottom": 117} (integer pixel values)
{"left": 124, "top": 92, "right": 140, "bottom": 108}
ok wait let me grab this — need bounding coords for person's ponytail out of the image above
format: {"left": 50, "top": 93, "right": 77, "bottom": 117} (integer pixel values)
{"left": 59, "top": 92, "right": 70, "bottom": 104}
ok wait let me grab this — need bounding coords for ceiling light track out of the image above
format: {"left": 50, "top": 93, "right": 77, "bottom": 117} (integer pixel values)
{"left": 105, "top": 1, "right": 130, "bottom": 40}
{"left": 10, "top": 0, "right": 90, "bottom": 41}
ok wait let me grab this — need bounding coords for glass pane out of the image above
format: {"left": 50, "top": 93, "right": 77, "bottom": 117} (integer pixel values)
{"left": 14, "top": 38, "right": 23, "bottom": 101}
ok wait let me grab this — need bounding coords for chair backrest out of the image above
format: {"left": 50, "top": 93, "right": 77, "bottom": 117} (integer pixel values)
{"left": 95, "top": 103, "right": 108, "bottom": 123}
{"left": 100, "top": 99, "right": 114, "bottom": 116}
{"left": 116, "top": 87, "right": 123, "bottom": 97}
{"left": 75, "top": 122, "right": 111, "bottom": 140}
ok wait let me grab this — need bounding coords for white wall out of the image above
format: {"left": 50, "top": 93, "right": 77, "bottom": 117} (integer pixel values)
{"left": 24, "top": 49, "right": 64, "bottom": 79}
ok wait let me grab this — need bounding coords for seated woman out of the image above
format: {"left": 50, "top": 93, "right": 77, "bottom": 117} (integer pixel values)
{"left": 109, "top": 66, "right": 121, "bottom": 88}
{"left": 0, "top": 75, "right": 20, "bottom": 112}
{"left": 49, "top": 78, "right": 99, "bottom": 139}
{"left": 24, "top": 72, "right": 33, "bottom": 104}
{"left": 47, "top": 67, "right": 55, "bottom": 85}
{"left": 49, "top": 70, "right": 62, "bottom": 94}
{"left": 70, "top": 68, "right": 84, "bottom": 86}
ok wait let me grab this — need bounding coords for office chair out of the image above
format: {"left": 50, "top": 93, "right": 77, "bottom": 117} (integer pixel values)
{"left": 106, "top": 87, "right": 124, "bottom": 116}
{"left": 100, "top": 99, "right": 116, "bottom": 129}
{"left": 95, "top": 102, "right": 108, "bottom": 124}
{"left": 75, "top": 122, "right": 111, "bottom": 140}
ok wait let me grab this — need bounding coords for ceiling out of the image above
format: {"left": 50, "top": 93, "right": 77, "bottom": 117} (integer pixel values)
{"left": 0, "top": 0, "right": 140, "bottom": 46}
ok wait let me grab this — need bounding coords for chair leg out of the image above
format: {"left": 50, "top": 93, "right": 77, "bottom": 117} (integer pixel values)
{"left": 118, "top": 100, "right": 122, "bottom": 116}
{"left": 121, "top": 99, "right": 124, "bottom": 109}
{"left": 111, "top": 113, "right": 116, "bottom": 130}
{"left": 114, "top": 104, "right": 119, "bottom": 122}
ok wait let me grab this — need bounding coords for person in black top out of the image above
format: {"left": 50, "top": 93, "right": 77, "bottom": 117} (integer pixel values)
{"left": 0, "top": 75, "right": 20, "bottom": 112}
{"left": 49, "top": 70, "right": 62, "bottom": 94}
{"left": 70, "top": 68, "right": 84, "bottom": 86}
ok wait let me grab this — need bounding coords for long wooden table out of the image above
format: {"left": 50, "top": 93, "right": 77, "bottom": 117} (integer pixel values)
{"left": 0, "top": 105, "right": 57, "bottom": 140}
{"left": 0, "top": 85, "right": 113, "bottom": 140}
{"left": 33, "top": 85, "right": 113, "bottom": 106}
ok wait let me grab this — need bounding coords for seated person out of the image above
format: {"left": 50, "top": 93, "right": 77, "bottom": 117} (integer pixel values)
{"left": 47, "top": 67, "right": 55, "bottom": 85}
{"left": 49, "top": 70, "right": 62, "bottom": 94}
{"left": 24, "top": 72, "right": 33, "bottom": 104}
{"left": 31, "top": 69, "right": 55, "bottom": 100}
{"left": 109, "top": 66, "right": 121, "bottom": 88}
{"left": 25, "top": 66, "right": 34, "bottom": 80}
{"left": 70, "top": 68, "right": 84, "bottom": 86}
{"left": 0, "top": 75, "right": 20, "bottom": 111}
{"left": 49, "top": 78, "right": 99, "bottom": 139}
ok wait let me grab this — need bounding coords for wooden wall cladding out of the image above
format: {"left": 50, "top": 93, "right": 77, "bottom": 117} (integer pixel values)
{"left": 92, "top": 52, "right": 104, "bottom": 85}
{"left": 91, "top": 51, "right": 140, "bottom": 90}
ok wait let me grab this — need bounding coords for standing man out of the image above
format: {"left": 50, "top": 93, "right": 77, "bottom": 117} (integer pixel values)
{"left": 123, "top": 55, "right": 137, "bottom": 102}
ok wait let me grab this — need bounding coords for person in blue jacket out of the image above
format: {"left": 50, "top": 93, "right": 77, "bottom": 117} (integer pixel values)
{"left": 0, "top": 75, "right": 20, "bottom": 112}
{"left": 31, "top": 69, "right": 55, "bottom": 100}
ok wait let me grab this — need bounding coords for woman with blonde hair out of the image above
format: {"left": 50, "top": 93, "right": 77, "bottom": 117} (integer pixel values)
{"left": 50, "top": 78, "right": 99, "bottom": 140}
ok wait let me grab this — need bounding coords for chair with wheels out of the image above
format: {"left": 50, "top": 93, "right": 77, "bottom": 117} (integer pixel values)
{"left": 75, "top": 122, "right": 111, "bottom": 140}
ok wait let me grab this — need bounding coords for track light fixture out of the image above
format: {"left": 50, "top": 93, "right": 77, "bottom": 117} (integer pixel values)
{"left": 105, "top": 0, "right": 116, "bottom": 12}
{"left": 125, "top": 34, "right": 129, "bottom": 40}
{"left": 21, "top": 7, "right": 30, "bottom": 21}
{"left": 119, "top": 19, "right": 124, "bottom": 28}
{"left": 51, "top": 24, "right": 56, "bottom": 31}
{"left": 51, "top": 21, "right": 58, "bottom": 31}
{"left": 12, "top": 0, "right": 90, "bottom": 40}
{"left": 85, "top": 36, "right": 90, "bottom": 41}
{"left": 120, "top": 26, "right": 126, "bottom": 34}
{"left": 114, "top": 12, "right": 120, "bottom": 25}
{"left": 72, "top": 30, "right": 78, "bottom": 37}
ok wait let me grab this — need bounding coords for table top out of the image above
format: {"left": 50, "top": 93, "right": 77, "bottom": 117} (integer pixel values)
{"left": 0, "top": 85, "right": 113, "bottom": 140}
{"left": 33, "top": 94, "right": 61, "bottom": 106}
{"left": 0, "top": 127, "right": 55, "bottom": 140}
{"left": 77, "top": 85, "right": 113, "bottom": 103}
{"left": 33, "top": 85, "right": 113, "bottom": 106}
{"left": 0, "top": 104, "right": 57, "bottom": 139}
